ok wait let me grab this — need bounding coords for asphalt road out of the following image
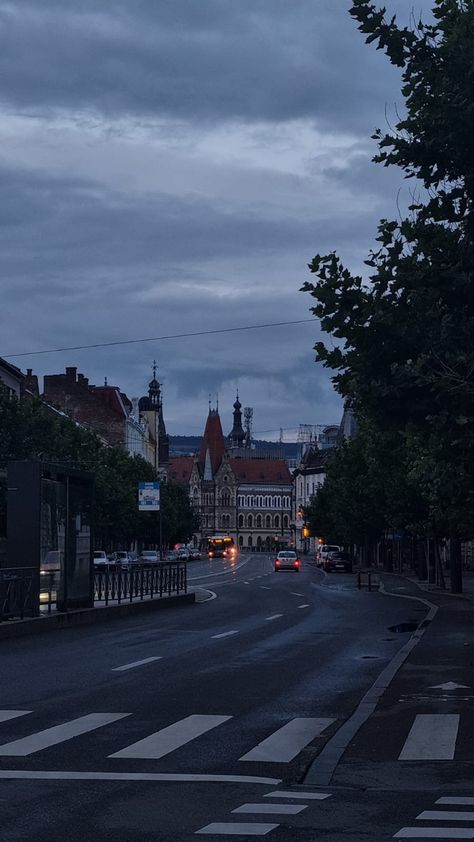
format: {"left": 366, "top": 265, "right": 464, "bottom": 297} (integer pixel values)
{"left": 2, "top": 554, "right": 474, "bottom": 841}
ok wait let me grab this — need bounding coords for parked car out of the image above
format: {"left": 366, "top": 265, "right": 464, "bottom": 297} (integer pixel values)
{"left": 177, "top": 547, "right": 190, "bottom": 561}
{"left": 274, "top": 551, "right": 301, "bottom": 572}
{"left": 189, "top": 548, "right": 202, "bottom": 560}
{"left": 324, "top": 551, "right": 354, "bottom": 573}
{"left": 139, "top": 550, "right": 160, "bottom": 565}
{"left": 93, "top": 550, "right": 109, "bottom": 570}
{"left": 40, "top": 550, "right": 62, "bottom": 587}
{"left": 112, "top": 551, "right": 134, "bottom": 568}
{"left": 316, "top": 544, "right": 341, "bottom": 567}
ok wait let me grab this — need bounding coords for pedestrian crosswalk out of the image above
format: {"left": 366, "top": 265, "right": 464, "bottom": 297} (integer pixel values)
{"left": 0, "top": 709, "right": 472, "bottom": 767}
{"left": 0, "top": 709, "right": 333, "bottom": 767}
{"left": 394, "top": 794, "right": 474, "bottom": 838}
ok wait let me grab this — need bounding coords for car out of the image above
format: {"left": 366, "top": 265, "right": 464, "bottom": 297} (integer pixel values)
{"left": 189, "top": 549, "right": 202, "bottom": 560}
{"left": 40, "top": 550, "right": 62, "bottom": 587}
{"left": 112, "top": 551, "right": 134, "bottom": 568}
{"left": 324, "top": 551, "right": 354, "bottom": 573}
{"left": 139, "top": 550, "right": 160, "bottom": 565}
{"left": 177, "top": 547, "right": 190, "bottom": 561}
{"left": 93, "top": 550, "right": 109, "bottom": 570}
{"left": 274, "top": 551, "right": 301, "bottom": 572}
{"left": 316, "top": 544, "right": 341, "bottom": 567}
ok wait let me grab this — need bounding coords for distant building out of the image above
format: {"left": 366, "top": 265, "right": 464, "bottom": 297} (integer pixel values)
{"left": 137, "top": 362, "right": 169, "bottom": 474}
{"left": 0, "top": 357, "right": 24, "bottom": 399}
{"left": 169, "top": 398, "right": 293, "bottom": 551}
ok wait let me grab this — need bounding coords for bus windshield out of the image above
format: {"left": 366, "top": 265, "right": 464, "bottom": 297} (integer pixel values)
{"left": 207, "top": 536, "right": 236, "bottom": 558}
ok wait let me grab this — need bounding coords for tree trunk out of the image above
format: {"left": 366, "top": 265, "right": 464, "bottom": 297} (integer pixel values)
{"left": 449, "top": 532, "right": 463, "bottom": 594}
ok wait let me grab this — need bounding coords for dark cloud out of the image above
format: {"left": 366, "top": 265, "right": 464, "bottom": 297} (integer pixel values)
{"left": 0, "top": 0, "right": 433, "bottom": 435}
{"left": 0, "top": 0, "right": 427, "bottom": 131}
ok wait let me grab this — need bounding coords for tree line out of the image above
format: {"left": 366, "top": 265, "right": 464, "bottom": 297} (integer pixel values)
{"left": 302, "top": 0, "right": 474, "bottom": 591}
{"left": 0, "top": 386, "right": 199, "bottom": 551}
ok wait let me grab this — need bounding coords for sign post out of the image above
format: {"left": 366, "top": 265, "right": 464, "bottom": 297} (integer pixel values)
{"left": 138, "top": 482, "right": 162, "bottom": 559}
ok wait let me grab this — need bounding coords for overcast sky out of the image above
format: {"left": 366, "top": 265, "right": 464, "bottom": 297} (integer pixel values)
{"left": 0, "top": 0, "right": 432, "bottom": 439}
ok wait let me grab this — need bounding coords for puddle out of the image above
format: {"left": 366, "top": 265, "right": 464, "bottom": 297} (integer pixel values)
{"left": 387, "top": 622, "right": 419, "bottom": 633}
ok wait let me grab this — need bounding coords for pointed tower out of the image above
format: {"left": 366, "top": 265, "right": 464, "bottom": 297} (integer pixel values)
{"left": 138, "top": 361, "right": 169, "bottom": 472}
{"left": 228, "top": 394, "right": 246, "bottom": 450}
{"left": 199, "top": 407, "right": 226, "bottom": 479}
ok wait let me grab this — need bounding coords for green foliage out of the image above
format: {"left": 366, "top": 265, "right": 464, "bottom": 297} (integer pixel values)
{"left": 302, "top": 1, "right": 474, "bottom": 564}
{"left": 0, "top": 386, "right": 198, "bottom": 548}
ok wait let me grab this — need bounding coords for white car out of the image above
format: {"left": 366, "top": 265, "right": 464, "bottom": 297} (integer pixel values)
{"left": 93, "top": 550, "right": 109, "bottom": 569}
{"left": 316, "top": 544, "right": 341, "bottom": 567}
{"left": 274, "top": 551, "right": 301, "bottom": 572}
{"left": 139, "top": 550, "right": 160, "bottom": 565}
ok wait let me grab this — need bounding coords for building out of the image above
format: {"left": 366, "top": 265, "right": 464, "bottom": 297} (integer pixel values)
{"left": 0, "top": 357, "right": 24, "bottom": 399}
{"left": 137, "top": 363, "right": 169, "bottom": 474}
{"left": 169, "top": 399, "right": 293, "bottom": 551}
{"left": 293, "top": 447, "right": 334, "bottom": 552}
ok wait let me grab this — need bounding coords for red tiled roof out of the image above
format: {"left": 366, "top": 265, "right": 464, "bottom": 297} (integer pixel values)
{"left": 198, "top": 411, "right": 226, "bottom": 476}
{"left": 229, "top": 458, "right": 292, "bottom": 484}
{"left": 168, "top": 456, "right": 194, "bottom": 486}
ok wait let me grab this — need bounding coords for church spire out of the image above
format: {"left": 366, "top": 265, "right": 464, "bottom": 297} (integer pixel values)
{"left": 229, "top": 392, "right": 246, "bottom": 449}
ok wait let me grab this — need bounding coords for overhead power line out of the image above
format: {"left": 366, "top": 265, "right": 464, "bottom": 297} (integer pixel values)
{"left": 2, "top": 318, "right": 317, "bottom": 360}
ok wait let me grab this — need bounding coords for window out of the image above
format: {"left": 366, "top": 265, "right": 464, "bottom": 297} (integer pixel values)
{"left": 238, "top": 514, "right": 244, "bottom": 528}
{"left": 265, "top": 514, "right": 271, "bottom": 528}
{"left": 248, "top": 536, "right": 253, "bottom": 547}
{"left": 222, "top": 514, "right": 230, "bottom": 528}
{"left": 238, "top": 535, "right": 243, "bottom": 546}
{"left": 275, "top": 496, "right": 281, "bottom": 508}
{"left": 221, "top": 491, "right": 230, "bottom": 507}
{"left": 256, "top": 514, "right": 262, "bottom": 528}
{"left": 283, "top": 515, "right": 289, "bottom": 529}
{"left": 238, "top": 495, "right": 245, "bottom": 507}
{"left": 274, "top": 515, "right": 280, "bottom": 529}
{"left": 247, "top": 514, "right": 253, "bottom": 528}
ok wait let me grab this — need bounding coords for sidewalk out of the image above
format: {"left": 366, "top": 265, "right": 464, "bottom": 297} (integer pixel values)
{"left": 388, "top": 568, "right": 474, "bottom": 603}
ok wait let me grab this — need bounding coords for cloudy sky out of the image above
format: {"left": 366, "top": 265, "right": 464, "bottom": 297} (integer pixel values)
{"left": 0, "top": 0, "right": 432, "bottom": 439}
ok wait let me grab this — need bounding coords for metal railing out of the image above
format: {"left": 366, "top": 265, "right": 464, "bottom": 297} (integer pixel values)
{"left": 0, "top": 567, "right": 37, "bottom": 622}
{"left": 94, "top": 561, "right": 188, "bottom": 606}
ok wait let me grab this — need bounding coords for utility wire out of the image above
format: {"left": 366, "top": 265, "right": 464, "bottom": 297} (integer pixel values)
{"left": 2, "top": 318, "right": 317, "bottom": 359}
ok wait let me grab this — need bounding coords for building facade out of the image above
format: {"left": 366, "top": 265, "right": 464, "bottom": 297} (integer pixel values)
{"left": 170, "top": 401, "right": 293, "bottom": 551}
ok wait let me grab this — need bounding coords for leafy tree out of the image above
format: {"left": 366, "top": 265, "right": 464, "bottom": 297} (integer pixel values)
{"left": 302, "top": 1, "right": 474, "bottom": 590}
{"left": 0, "top": 386, "right": 197, "bottom": 551}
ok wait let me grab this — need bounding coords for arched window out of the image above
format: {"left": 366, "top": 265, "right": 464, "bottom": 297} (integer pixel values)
{"left": 276, "top": 496, "right": 281, "bottom": 508}
{"left": 238, "top": 514, "right": 244, "bottom": 528}
{"left": 247, "top": 514, "right": 253, "bottom": 529}
{"left": 221, "top": 491, "right": 230, "bottom": 507}
{"left": 238, "top": 495, "right": 244, "bottom": 507}
{"left": 246, "top": 495, "right": 252, "bottom": 508}
{"left": 222, "top": 514, "right": 230, "bottom": 528}
{"left": 274, "top": 515, "right": 280, "bottom": 529}
{"left": 248, "top": 536, "right": 253, "bottom": 547}
{"left": 265, "top": 514, "right": 271, "bottom": 528}
{"left": 283, "top": 514, "right": 289, "bottom": 529}
{"left": 257, "top": 536, "right": 262, "bottom": 548}
{"left": 265, "top": 536, "right": 271, "bottom": 548}
{"left": 256, "top": 514, "right": 262, "bottom": 528}
{"left": 238, "top": 535, "right": 243, "bottom": 547}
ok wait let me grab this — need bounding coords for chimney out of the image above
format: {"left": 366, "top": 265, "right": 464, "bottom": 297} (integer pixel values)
{"left": 65, "top": 366, "right": 77, "bottom": 382}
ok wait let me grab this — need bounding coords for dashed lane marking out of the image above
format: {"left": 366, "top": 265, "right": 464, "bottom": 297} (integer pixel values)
{"left": 298, "top": 604, "right": 310, "bottom": 609}
{"left": 0, "top": 711, "right": 31, "bottom": 723}
{"left": 112, "top": 657, "right": 162, "bottom": 672}
{"left": 110, "top": 714, "right": 231, "bottom": 760}
{"left": 0, "top": 713, "right": 130, "bottom": 757}
{"left": 212, "top": 630, "right": 239, "bottom": 639}
{"left": 196, "top": 823, "right": 278, "bottom": 836}
{"left": 239, "top": 718, "right": 335, "bottom": 763}
{"left": 265, "top": 615, "right": 283, "bottom": 621}
{"left": 264, "top": 790, "right": 331, "bottom": 800}
{"left": 290, "top": 593, "right": 304, "bottom": 597}
{"left": 232, "top": 803, "right": 306, "bottom": 815}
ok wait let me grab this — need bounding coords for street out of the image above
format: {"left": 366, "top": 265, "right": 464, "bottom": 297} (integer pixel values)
{"left": 2, "top": 554, "right": 474, "bottom": 840}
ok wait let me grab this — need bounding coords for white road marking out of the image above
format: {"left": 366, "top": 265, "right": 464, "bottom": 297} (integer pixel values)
{"left": 395, "top": 830, "right": 474, "bottom": 839}
{"left": 196, "top": 823, "right": 278, "bottom": 836}
{"left": 110, "top": 714, "right": 231, "bottom": 759}
{"left": 438, "top": 798, "right": 474, "bottom": 806}
{"left": 0, "top": 713, "right": 130, "bottom": 757}
{"left": 239, "top": 718, "right": 335, "bottom": 763}
{"left": 417, "top": 811, "right": 474, "bottom": 822}
{"left": 398, "top": 714, "right": 460, "bottom": 760}
{"left": 112, "top": 657, "right": 162, "bottom": 672}
{"left": 260, "top": 586, "right": 271, "bottom": 590}
{"left": 290, "top": 593, "right": 304, "bottom": 597}
{"left": 298, "top": 604, "right": 310, "bottom": 609}
{"left": 0, "top": 711, "right": 31, "bottom": 723}
{"left": 244, "top": 582, "right": 250, "bottom": 585}
{"left": 0, "top": 770, "right": 281, "bottom": 784}
{"left": 264, "top": 790, "right": 331, "bottom": 800}
{"left": 212, "top": 630, "right": 239, "bottom": 639}
{"left": 232, "top": 803, "right": 306, "bottom": 815}
{"left": 265, "top": 614, "right": 283, "bottom": 621}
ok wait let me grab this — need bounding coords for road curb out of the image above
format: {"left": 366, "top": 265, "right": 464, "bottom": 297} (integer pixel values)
{"left": 0, "top": 592, "right": 196, "bottom": 641}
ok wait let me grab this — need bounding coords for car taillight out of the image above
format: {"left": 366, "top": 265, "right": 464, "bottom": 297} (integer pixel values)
{"left": 275, "top": 559, "right": 280, "bottom": 565}
{"left": 208, "top": 552, "right": 213, "bottom": 558}
{"left": 294, "top": 560, "right": 300, "bottom": 566}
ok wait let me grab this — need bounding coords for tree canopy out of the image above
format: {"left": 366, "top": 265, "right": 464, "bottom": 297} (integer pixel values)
{"left": 302, "top": 0, "right": 474, "bottom": 589}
